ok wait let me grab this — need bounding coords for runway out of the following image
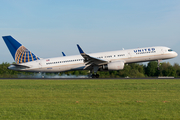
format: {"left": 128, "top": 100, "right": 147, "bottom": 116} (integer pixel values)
{"left": 0, "top": 77, "right": 179, "bottom": 80}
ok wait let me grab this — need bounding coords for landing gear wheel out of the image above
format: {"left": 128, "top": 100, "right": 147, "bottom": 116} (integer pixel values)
{"left": 95, "top": 74, "right": 99, "bottom": 78}
{"left": 92, "top": 74, "right": 99, "bottom": 78}
{"left": 92, "top": 74, "right": 96, "bottom": 78}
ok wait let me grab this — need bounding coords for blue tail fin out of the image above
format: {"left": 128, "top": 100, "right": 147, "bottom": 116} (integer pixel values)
{"left": 2, "top": 36, "right": 40, "bottom": 64}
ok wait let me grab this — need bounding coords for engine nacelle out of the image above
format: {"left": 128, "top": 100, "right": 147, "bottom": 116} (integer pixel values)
{"left": 103, "top": 61, "right": 124, "bottom": 70}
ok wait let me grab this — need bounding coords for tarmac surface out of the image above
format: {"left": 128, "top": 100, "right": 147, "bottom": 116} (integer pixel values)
{"left": 0, "top": 77, "right": 180, "bottom": 80}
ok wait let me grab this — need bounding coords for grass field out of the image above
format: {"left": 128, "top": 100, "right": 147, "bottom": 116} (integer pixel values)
{"left": 0, "top": 79, "right": 180, "bottom": 120}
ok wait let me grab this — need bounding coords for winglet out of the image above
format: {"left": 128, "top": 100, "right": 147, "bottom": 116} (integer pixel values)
{"left": 77, "top": 44, "right": 84, "bottom": 54}
{"left": 62, "top": 52, "right": 66, "bottom": 56}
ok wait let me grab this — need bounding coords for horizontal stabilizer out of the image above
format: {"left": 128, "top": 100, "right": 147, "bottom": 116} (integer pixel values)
{"left": 8, "top": 64, "right": 30, "bottom": 70}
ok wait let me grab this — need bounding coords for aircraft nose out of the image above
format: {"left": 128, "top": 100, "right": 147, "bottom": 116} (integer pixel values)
{"left": 175, "top": 52, "right": 178, "bottom": 57}
{"left": 172, "top": 51, "right": 178, "bottom": 57}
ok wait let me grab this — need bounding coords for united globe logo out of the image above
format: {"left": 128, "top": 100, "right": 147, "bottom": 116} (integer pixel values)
{"left": 15, "top": 46, "right": 40, "bottom": 64}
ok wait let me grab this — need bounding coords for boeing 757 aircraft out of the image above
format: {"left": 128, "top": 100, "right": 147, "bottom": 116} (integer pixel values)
{"left": 2, "top": 36, "right": 178, "bottom": 78}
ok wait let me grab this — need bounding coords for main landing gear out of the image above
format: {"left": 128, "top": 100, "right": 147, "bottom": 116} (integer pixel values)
{"left": 92, "top": 74, "right": 99, "bottom": 78}
{"left": 89, "top": 66, "right": 100, "bottom": 78}
{"left": 157, "top": 60, "right": 162, "bottom": 70}
{"left": 39, "top": 72, "right": 45, "bottom": 78}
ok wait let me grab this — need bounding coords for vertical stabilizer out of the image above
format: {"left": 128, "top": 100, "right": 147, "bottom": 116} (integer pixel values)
{"left": 2, "top": 36, "right": 40, "bottom": 64}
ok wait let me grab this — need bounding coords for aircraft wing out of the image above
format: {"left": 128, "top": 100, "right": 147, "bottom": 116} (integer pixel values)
{"left": 77, "top": 44, "right": 108, "bottom": 69}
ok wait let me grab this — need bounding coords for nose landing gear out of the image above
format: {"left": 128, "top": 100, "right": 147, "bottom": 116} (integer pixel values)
{"left": 158, "top": 60, "right": 162, "bottom": 70}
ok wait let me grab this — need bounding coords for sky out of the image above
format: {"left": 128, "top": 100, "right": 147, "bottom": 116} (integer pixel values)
{"left": 0, "top": 0, "right": 180, "bottom": 65}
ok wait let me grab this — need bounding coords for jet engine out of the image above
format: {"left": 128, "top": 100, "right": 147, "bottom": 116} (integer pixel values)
{"left": 102, "top": 61, "right": 124, "bottom": 70}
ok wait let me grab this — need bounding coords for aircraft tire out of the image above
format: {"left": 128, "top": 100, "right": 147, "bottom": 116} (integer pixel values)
{"left": 96, "top": 74, "right": 99, "bottom": 78}
{"left": 92, "top": 74, "right": 95, "bottom": 78}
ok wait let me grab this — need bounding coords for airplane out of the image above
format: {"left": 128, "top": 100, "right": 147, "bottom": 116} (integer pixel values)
{"left": 2, "top": 35, "right": 178, "bottom": 78}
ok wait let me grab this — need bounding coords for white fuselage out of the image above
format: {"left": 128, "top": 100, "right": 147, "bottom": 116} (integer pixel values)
{"left": 9, "top": 46, "right": 178, "bottom": 72}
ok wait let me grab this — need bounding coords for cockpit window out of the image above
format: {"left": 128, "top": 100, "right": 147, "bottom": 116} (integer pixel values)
{"left": 168, "top": 49, "right": 173, "bottom": 52}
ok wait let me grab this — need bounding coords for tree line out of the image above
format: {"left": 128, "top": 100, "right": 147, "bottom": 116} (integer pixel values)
{"left": 0, "top": 61, "right": 180, "bottom": 78}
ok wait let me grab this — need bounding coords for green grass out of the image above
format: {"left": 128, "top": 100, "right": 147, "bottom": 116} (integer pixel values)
{"left": 0, "top": 79, "right": 180, "bottom": 120}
